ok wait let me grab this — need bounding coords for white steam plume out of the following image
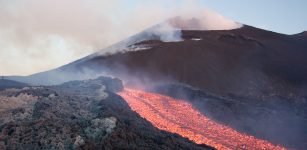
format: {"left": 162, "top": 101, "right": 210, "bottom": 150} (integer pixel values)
{"left": 0, "top": 0, "right": 242, "bottom": 75}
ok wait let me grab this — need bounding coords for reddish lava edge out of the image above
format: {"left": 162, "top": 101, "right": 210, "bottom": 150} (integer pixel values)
{"left": 118, "top": 88, "right": 287, "bottom": 150}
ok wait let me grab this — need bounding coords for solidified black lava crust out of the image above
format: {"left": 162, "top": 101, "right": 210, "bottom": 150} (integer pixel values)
{"left": 0, "top": 77, "right": 213, "bottom": 150}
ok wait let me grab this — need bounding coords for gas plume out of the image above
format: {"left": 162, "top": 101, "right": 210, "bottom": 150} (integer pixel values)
{"left": 0, "top": 0, "right": 241, "bottom": 75}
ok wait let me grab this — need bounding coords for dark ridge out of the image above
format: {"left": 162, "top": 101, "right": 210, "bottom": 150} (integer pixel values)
{"left": 0, "top": 79, "right": 29, "bottom": 90}
{"left": 292, "top": 31, "right": 307, "bottom": 36}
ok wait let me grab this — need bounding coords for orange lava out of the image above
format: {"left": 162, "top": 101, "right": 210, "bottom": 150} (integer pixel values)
{"left": 118, "top": 88, "right": 287, "bottom": 150}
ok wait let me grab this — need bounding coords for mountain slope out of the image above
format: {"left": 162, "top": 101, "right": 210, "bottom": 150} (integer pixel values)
{"left": 69, "top": 25, "right": 307, "bottom": 98}
{"left": 0, "top": 79, "right": 29, "bottom": 90}
{"left": 9, "top": 25, "right": 307, "bottom": 99}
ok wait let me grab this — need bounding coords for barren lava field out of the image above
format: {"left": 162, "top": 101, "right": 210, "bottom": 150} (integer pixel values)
{"left": 118, "top": 88, "right": 286, "bottom": 150}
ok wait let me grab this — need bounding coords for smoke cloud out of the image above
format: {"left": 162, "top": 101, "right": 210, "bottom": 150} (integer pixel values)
{"left": 0, "top": 0, "right": 241, "bottom": 76}
{"left": 145, "top": 22, "right": 183, "bottom": 42}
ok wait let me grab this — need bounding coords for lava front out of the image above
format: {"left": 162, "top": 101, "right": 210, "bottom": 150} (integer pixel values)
{"left": 118, "top": 88, "right": 286, "bottom": 150}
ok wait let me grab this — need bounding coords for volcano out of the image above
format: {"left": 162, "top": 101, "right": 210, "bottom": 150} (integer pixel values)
{"left": 7, "top": 17, "right": 307, "bottom": 149}
{"left": 10, "top": 23, "right": 307, "bottom": 97}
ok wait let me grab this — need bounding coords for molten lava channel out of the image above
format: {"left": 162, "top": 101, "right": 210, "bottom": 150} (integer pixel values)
{"left": 118, "top": 88, "right": 286, "bottom": 150}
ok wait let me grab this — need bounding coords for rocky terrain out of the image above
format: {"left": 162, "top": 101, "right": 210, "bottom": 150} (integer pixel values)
{"left": 0, "top": 77, "right": 213, "bottom": 150}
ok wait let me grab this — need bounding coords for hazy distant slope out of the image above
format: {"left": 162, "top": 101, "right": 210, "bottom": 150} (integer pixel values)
{"left": 0, "top": 79, "right": 29, "bottom": 89}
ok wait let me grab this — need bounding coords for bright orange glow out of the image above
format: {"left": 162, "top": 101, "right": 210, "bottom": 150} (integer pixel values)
{"left": 118, "top": 88, "right": 287, "bottom": 150}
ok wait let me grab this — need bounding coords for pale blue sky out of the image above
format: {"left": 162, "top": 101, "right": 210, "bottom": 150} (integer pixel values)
{"left": 200, "top": 0, "right": 307, "bottom": 34}
{"left": 123, "top": 0, "right": 307, "bottom": 34}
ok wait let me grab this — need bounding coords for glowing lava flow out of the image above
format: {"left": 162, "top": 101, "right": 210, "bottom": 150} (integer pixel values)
{"left": 118, "top": 88, "right": 286, "bottom": 150}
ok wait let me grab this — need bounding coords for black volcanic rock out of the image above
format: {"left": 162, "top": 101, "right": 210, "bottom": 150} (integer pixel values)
{"left": 0, "top": 77, "right": 213, "bottom": 150}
